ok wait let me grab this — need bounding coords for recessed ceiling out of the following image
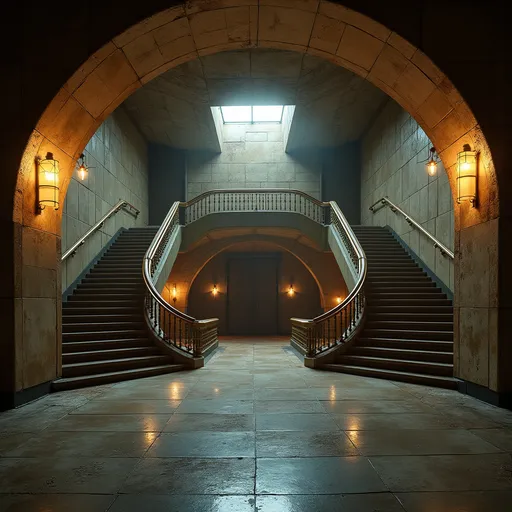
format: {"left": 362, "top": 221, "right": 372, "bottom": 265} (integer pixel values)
{"left": 122, "top": 49, "right": 387, "bottom": 151}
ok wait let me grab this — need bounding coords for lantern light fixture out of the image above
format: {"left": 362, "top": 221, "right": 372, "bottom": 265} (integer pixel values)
{"left": 37, "top": 152, "right": 60, "bottom": 212}
{"left": 288, "top": 285, "right": 295, "bottom": 297}
{"left": 77, "top": 153, "right": 89, "bottom": 181}
{"left": 457, "top": 143, "right": 478, "bottom": 207}
{"left": 425, "top": 147, "right": 440, "bottom": 177}
{"left": 212, "top": 285, "right": 218, "bottom": 297}
{"left": 172, "top": 284, "right": 177, "bottom": 304}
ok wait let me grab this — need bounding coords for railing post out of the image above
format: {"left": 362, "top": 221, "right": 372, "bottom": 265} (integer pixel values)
{"left": 193, "top": 323, "right": 201, "bottom": 357}
{"left": 306, "top": 323, "right": 315, "bottom": 358}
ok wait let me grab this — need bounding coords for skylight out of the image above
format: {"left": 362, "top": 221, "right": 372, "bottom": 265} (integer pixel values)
{"left": 220, "top": 105, "right": 284, "bottom": 124}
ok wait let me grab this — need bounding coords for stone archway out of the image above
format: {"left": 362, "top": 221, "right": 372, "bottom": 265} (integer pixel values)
{"left": 8, "top": 0, "right": 503, "bottom": 406}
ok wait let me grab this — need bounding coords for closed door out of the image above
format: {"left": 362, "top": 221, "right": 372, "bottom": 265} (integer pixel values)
{"left": 227, "top": 256, "right": 278, "bottom": 335}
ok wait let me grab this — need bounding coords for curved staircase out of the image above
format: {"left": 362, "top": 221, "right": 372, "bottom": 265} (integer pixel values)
{"left": 55, "top": 227, "right": 184, "bottom": 391}
{"left": 323, "top": 225, "right": 456, "bottom": 389}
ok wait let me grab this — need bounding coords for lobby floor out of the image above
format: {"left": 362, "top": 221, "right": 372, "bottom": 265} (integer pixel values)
{"left": 2, "top": 338, "right": 512, "bottom": 511}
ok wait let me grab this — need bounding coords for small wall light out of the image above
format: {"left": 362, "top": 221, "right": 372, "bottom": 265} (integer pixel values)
{"left": 457, "top": 143, "right": 478, "bottom": 207}
{"left": 288, "top": 285, "right": 295, "bottom": 297}
{"left": 212, "top": 285, "right": 218, "bottom": 297}
{"left": 37, "top": 152, "right": 60, "bottom": 212}
{"left": 336, "top": 296, "right": 342, "bottom": 304}
{"left": 172, "top": 284, "right": 177, "bottom": 304}
{"left": 77, "top": 153, "right": 89, "bottom": 181}
{"left": 425, "top": 147, "right": 440, "bottom": 177}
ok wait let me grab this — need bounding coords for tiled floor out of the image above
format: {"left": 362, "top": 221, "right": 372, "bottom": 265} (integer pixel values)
{"left": 1, "top": 338, "right": 512, "bottom": 511}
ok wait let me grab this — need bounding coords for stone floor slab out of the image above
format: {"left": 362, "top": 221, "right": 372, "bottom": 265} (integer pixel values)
{"left": 256, "top": 413, "right": 339, "bottom": 431}
{"left": 0, "top": 494, "right": 115, "bottom": 512}
{"left": 164, "top": 413, "right": 255, "bottom": 432}
{"left": 50, "top": 414, "right": 171, "bottom": 432}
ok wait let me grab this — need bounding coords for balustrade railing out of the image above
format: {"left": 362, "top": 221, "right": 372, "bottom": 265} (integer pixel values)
{"left": 291, "top": 202, "right": 367, "bottom": 357}
{"left": 143, "top": 202, "right": 218, "bottom": 358}
{"left": 142, "top": 189, "right": 366, "bottom": 361}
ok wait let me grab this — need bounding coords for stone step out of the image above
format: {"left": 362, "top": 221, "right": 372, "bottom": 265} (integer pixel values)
{"left": 63, "top": 322, "right": 145, "bottom": 333}
{"left": 352, "top": 346, "right": 453, "bottom": 363}
{"left": 52, "top": 364, "right": 184, "bottom": 391}
{"left": 63, "top": 346, "right": 160, "bottom": 364}
{"left": 321, "top": 364, "right": 457, "bottom": 389}
{"left": 62, "top": 339, "right": 154, "bottom": 352}
{"left": 362, "top": 329, "right": 453, "bottom": 341}
{"left": 358, "top": 337, "right": 453, "bottom": 352}
{"left": 62, "top": 330, "right": 147, "bottom": 342}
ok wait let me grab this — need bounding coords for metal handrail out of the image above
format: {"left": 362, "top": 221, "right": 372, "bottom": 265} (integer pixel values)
{"left": 369, "top": 196, "right": 454, "bottom": 259}
{"left": 61, "top": 199, "right": 139, "bottom": 261}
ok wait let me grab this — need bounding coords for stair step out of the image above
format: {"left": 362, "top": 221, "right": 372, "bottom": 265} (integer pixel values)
{"left": 62, "top": 330, "right": 147, "bottom": 341}
{"left": 365, "top": 320, "right": 453, "bottom": 331}
{"left": 63, "top": 322, "right": 145, "bottom": 333}
{"left": 63, "top": 314, "right": 143, "bottom": 323}
{"left": 63, "top": 346, "right": 160, "bottom": 364}
{"left": 367, "top": 305, "right": 453, "bottom": 314}
{"left": 338, "top": 355, "right": 453, "bottom": 376}
{"left": 368, "top": 298, "right": 452, "bottom": 306}
{"left": 363, "top": 329, "right": 453, "bottom": 341}
{"left": 352, "top": 346, "right": 453, "bottom": 363}
{"left": 367, "top": 312, "right": 453, "bottom": 321}
{"left": 368, "top": 281, "right": 436, "bottom": 288}
{"left": 358, "top": 337, "right": 453, "bottom": 351}
{"left": 321, "top": 364, "right": 457, "bottom": 389}
{"left": 66, "top": 298, "right": 142, "bottom": 305}
{"left": 62, "top": 339, "right": 154, "bottom": 352}
{"left": 52, "top": 364, "right": 185, "bottom": 391}
{"left": 367, "top": 293, "right": 446, "bottom": 300}
{"left": 62, "top": 355, "right": 172, "bottom": 377}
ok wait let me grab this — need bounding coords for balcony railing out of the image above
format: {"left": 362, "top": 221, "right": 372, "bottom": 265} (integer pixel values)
{"left": 143, "top": 189, "right": 366, "bottom": 361}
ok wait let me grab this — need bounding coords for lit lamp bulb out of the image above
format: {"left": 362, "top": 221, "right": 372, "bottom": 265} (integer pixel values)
{"left": 77, "top": 153, "right": 88, "bottom": 181}
{"left": 425, "top": 147, "right": 438, "bottom": 177}
{"left": 288, "top": 285, "right": 295, "bottom": 297}
{"left": 172, "top": 284, "right": 177, "bottom": 304}
{"left": 336, "top": 297, "right": 342, "bottom": 304}
{"left": 212, "top": 285, "right": 218, "bottom": 297}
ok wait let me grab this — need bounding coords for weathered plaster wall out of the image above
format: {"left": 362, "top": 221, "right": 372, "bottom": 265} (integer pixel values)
{"left": 61, "top": 108, "right": 149, "bottom": 291}
{"left": 186, "top": 122, "right": 322, "bottom": 200}
{"left": 361, "top": 100, "right": 454, "bottom": 290}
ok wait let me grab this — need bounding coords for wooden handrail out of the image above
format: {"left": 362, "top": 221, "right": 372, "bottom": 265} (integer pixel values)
{"left": 369, "top": 196, "right": 454, "bottom": 259}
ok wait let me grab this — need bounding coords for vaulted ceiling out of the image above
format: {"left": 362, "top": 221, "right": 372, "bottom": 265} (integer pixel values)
{"left": 123, "top": 49, "right": 387, "bottom": 151}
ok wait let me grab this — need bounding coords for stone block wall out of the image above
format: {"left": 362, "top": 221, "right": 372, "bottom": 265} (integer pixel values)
{"left": 186, "top": 121, "right": 322, "bottom": 200}
{"left": 361, "top": 100, "right": 454, "bottom": 290}
{"left": 61, "top": 108, "right": 149, "bottom": 291}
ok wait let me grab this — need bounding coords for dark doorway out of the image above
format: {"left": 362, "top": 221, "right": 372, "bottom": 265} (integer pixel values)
{"left": 227, "top": 255, "right": 279, "bottom": 335}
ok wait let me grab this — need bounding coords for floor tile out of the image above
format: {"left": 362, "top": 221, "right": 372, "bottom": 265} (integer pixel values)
{"left": 321, "top": 399, "right": 431, "bottom": 415}
{"left": 0, "top": 458, "right": 137, "bottom": 493}
{"left": 396, "top": 490, "right": 512, "bottom": 511}
{"left": 256, "top": 431, "right": 357, "bottom": 457}
{"left": 256, "top": 493, "right": 403, "bottom": 511}
{"left": 332, "top": 413, "right": 453, "bottom": 430}
{"left": 146, "top": 432, "right": 255, "bottom": 457}
{"left": 185, "top": 389, "right": 255, "bottom": 400}
{"left": 109, "top": 495, "right": 256, "bottom": 512}
{"left": 347, "top": 429, "right": 502, "bottom": 456}
{"left": 254, "top": 389, "right": 320, "bottom": 401}
{"left": 164, "top": 413, "right": 255, "bottom": 432}
{"left": 0, "top": 494, "right": 115, "bottom": 512}
{"left": 256, "top": 457, "right": 387, "bottom": 494}
{"left": 254, "top": 400, "right": 325, "bottom": 414}
{"left": 256, "top": 413, "right": 339, "bottom": 431}
{"left": 371, "top": 453, "right": 512, "bottom": 491}
{"left": 177, "top": 400, "right": 253, "bottom": 414}
{"left": 3, "top": 430, "right": 155, "bottom": 458}
{"left": 121, "top": 458, "right": 255, "bottom": 494}
{"left": 0, "top": 432, "right": 34, "bottom": 455}
{"left": 50, "top": 414, "right": 171, "bottom": 432}
{"left": 471, "top": 428, "right": 512, "bottom": 452}
{"left": 71, "top": 399, "right": 182, "bottom": 415}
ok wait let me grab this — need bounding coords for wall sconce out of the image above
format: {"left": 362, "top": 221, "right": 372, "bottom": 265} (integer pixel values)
{"left": 457, "top": 143, "right": 478, "bottom": 207}
{"left": 37, "top": 152, "right": 60, "bottom": 212}
{"left": 425, "top": 147, "right": 440, "bottom": 177}
{"left": 336, "top": 296, "right": 342, "bottom": 304}
{"left": 212, "top": 285, "right": 218, "bottom": 297}
{"left": 77, "top": 153, "right": 89, "bottom": 181}
{"left": 172, "top": 284, "right": 177, "bottom": 304}
{"left": 288, "top": 285, "right": 295, "bottom": 297}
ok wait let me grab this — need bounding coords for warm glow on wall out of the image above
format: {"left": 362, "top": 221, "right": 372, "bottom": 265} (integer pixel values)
{"left": 457, "top": 144, "right": 478, "bottom": 207}
{"left": 336, "top": 296, "right": 342, "bottom": 304}
{"left": 288, "top": 285, "right": 295, "bottom": 297}
{"left": 37, "top": 152, "right": 60, "bottom": 212}
{"left": 212, "top": 285, "right": 218, "bottom": 297}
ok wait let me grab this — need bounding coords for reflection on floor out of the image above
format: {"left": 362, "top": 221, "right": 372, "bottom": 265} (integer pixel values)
{"left": 1, "top": 337, "right": 512, "bottom": 511}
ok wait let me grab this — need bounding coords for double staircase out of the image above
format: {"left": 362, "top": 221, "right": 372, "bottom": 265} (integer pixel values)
{"left": 55, "top": 227, "right": 184, "bottom": 391}
{"left": 324, "top": 226, "right": 456, "bottom": 389}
